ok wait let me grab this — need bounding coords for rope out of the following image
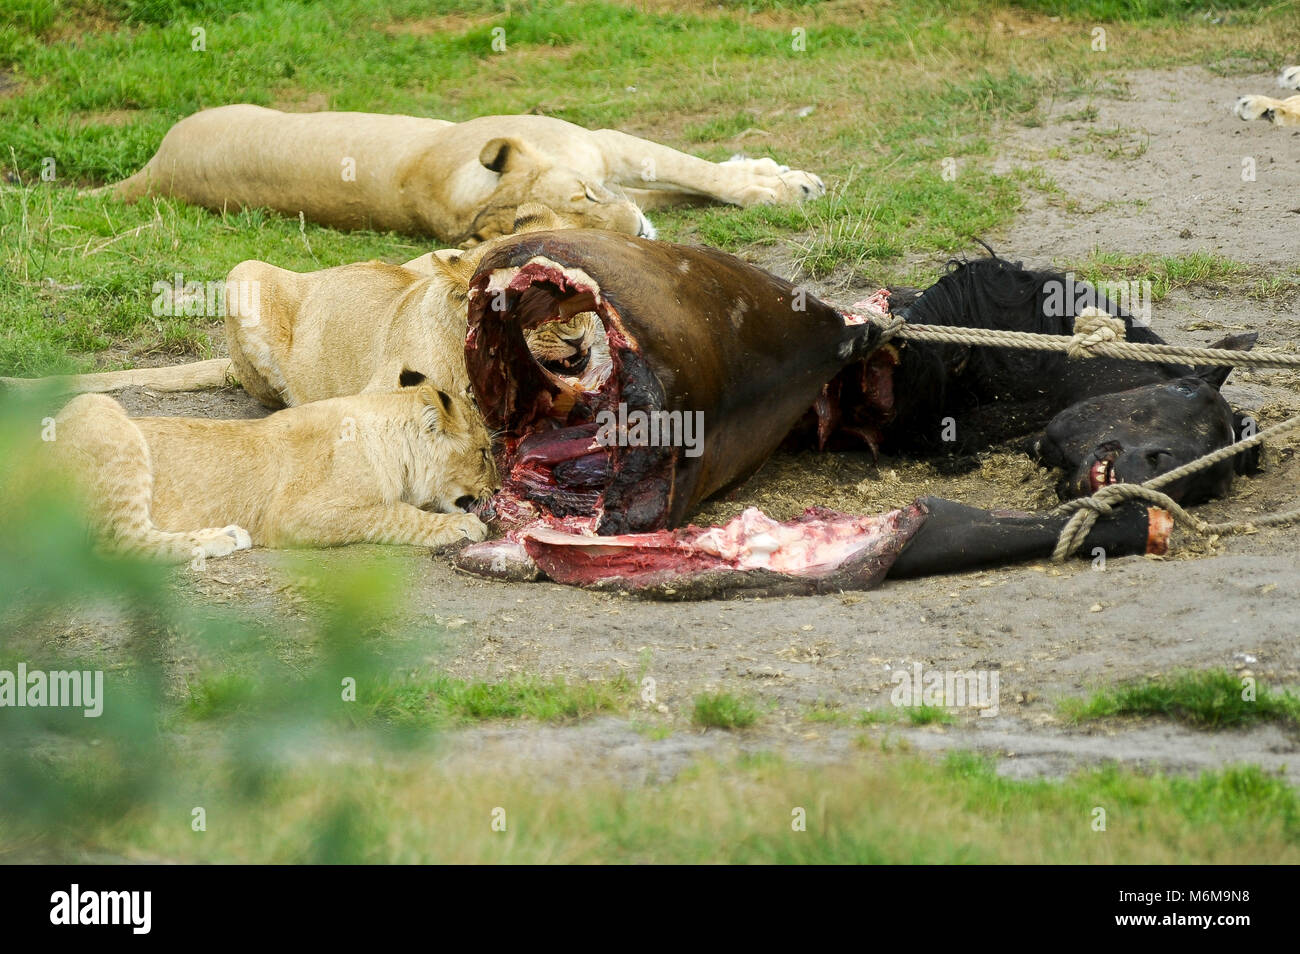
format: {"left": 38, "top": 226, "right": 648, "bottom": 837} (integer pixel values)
{"left": 868, "top": 307, "right": 1300, "bottom": 369}
{"left": 857, "top": 306, "right": 1300, "bottom": 561}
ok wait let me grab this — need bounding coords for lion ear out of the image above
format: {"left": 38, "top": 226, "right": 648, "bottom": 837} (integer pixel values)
{"left": 479, "top": 137, "right": 539, "bottom": 174}
{"left": 417, "top": 384, "right": 451, "bottom": 407}
{"left": 398, "top": 367, "right": 427, "bottom": 388}
{"left": 418, "top": 383, "right": 453, "bottom": 411}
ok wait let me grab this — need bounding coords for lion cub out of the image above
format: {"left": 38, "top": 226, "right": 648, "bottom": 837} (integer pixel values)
{"left": 46, "top": 385, "right": 497, "bottom": 563}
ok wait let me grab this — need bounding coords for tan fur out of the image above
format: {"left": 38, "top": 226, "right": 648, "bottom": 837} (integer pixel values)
{"left": 101, "top": 105, "right": 824, "bottom": 246}
{"left": 45, "top": 387, "right": 497, "bottom": 562}
{"left": 1, "top": 208, "right": 522, "bottom": 400}
{"left": 222, "top": 255, "right": 476, "bottom": 408}
{"left": 225, "top": 250, "right": 610, "bottom": 405}
{"left": 0, "top": 252, "right": 469, "bottom": 405}
{"left": 0, "top": 359, "right": 234, "bottom": 396}
{"left": 3, "top": 208, "right": 603, "bottom": 407}
{"left": 523, "top": 313, "right": 610, "bottom": 378}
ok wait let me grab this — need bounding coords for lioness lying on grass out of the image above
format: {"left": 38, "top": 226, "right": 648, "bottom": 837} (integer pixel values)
{"left": 103, "top": 104, "right": 826, "bottom": 246}
{"left": 1234, "top": 66, "right": 1300, "bottom": 126}
{"left": 45, "top": 385, "right": 496, "bottom": 563}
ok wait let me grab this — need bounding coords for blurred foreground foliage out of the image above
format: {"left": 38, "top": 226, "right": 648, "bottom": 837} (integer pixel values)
{"left": 0, "top": 387, "right": 441, "bottom": 861}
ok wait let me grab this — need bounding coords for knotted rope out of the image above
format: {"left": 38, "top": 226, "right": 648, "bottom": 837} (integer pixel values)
{"left": 1050, "top": 411, "right": 1300, "bottom": 561}
{"left": 1066, "top": 309, "right": 1126, "bottom": 359}
{"left": 859, "top": 305, "right": 1300, "bottom": 561}
{"left": 868, "top": 305, "right": 1300, "bottom": 368}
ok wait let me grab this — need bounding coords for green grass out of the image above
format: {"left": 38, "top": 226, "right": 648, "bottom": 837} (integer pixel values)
{"left": 361, "top": 671, "right": 633, "bottom": 726}
{"left": 906, "top": 704, "right": 957, "bottom": 726}
{"left": 801, "top": 702, "right": 968, "bottom": 727}
{"left": 937, "top": 750, "right": 1299, "bottom": 849}
{"left": 800, "top": 700, "right": 957, "bottom": 727}
{"left": 184, "top": 671, "right": 259, "bottom": 719}
{"left": 7, "top": 0, "right": 1294, "bottom": 374}
{"left": 1248, "top": 273, "right": 1300, "bottom": 302}
{"left": 803, "top": 702, "right": 854, "bottom": 724}
{"left": 1062, "top": 669, "right": 1300, "bottom": 729}
{"left": 805, "top": 703, "right": 920, "bottom": 726}
{"left": 693, "top": 691, "right": 760, "bottom": 729}
{"left": 1070, "top": 249, "right": 1252, "bottom": 303}
{"left": 858, "top": 707, "right": 903, "bottom": 725}
{"left": 633, "top": 720, "right": 674, "bottom": 740}
{"left": 1008, "top": 0, "right": 1268, "bottom": 19}
{"left": 11, "top": 738, "right": 1298, "bottom": 863}
{"left": 4, "top": 0, "right": 1300, "bottom": 864}
{"left": 183, "top": 669, "right": 634, "bottom": 726}
{"left": 0, "top": 185, "right": 424, "bottom": 375}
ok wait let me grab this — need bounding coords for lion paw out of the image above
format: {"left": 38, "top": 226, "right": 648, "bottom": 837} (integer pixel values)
{"left": 722, "top": 156, "right": 825, "bottom": 206}
{"left": 776, "top": 168, "right": 826, "bottom": 201}
{"left": 733, "top": 171, "right": 826, "bottom": 207}
{"left": 441, "top": 513, "right": 488, "bottom": 544}
{"left": 734, "top": 182, "right": 784, "bottom": 206}
{"left": 732, "top": 169, "right": 825, "bottom": 207}
{"left": 1234, "top": 95, "right": 1275, "bottom": 122}
{"left": 1279, "top": 66, "right": 1300, "bottom": 90}
{"left": 198, "top": 525, "right": 253, "bottom": 558}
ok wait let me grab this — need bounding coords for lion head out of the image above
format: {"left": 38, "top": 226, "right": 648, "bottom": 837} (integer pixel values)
{"left": 408, "top": 384, "right": 499, "bottom": 514}
{"left": 523, "top": 313, "right": 611, "bottom": 381}
{"left": 455, "top": 138, "right": 653, "bottom": 246}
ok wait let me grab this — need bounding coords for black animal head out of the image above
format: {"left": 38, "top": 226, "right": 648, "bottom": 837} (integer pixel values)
{"left": 1035, "top": 334, "right": 1259, "bottom": 505}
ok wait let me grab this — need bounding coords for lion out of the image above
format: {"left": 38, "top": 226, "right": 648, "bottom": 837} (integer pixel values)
{"left": 221, "top": 253, "right": 477, "bottom": 409}
{"left": 42, "top": 384, "right": 496, "bottom": 563}
{"left": 225, "top": 245, "right": 610, "bottom": 406}
{"left": 101, "top": 104, "right": 826, "bottom": 246}
{"left": 0, "top": 207, "right": 606, "bottom": 407}
{"left": 1234, "top": 66, "right": 1300, "bottom": 126}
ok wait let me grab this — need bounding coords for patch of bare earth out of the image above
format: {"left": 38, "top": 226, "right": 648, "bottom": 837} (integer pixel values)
{"left": 991, "top": 66, "right": 1300, "bottom": 266}
{"left": 0, "top": 70, "right": 21, "bottom": 99}
{"left": 382, "top": 13, "right": 504, "bottom": 37}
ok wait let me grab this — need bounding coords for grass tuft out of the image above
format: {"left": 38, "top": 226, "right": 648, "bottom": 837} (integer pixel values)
{"left": 363, "top": 671, "right": 633, "bottom": 727}
{"left": 1061, "top": 669, "right": 1300, "bottom": 729}
{"left": 906, "top": 704, "right": 956, "bottom": 726}
{"left": 693, "top": 691, "right": 760, "bottom": 729}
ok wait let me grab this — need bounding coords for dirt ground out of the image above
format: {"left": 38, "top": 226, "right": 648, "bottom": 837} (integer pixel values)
{"left": 36, "top": 67, "right": 1300, "bottom": 785}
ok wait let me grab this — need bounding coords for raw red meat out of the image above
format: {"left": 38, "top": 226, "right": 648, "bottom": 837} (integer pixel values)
{"left": 513, "top": 504, "right": 928, "bottom": 599}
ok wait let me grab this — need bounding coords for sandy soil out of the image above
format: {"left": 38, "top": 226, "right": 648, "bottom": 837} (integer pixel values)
{"left": 27, "top": 67, "right": 1300, "bottom": 785}
{"left": 991, "top": 65, "right": 1300, "bottom": 268}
